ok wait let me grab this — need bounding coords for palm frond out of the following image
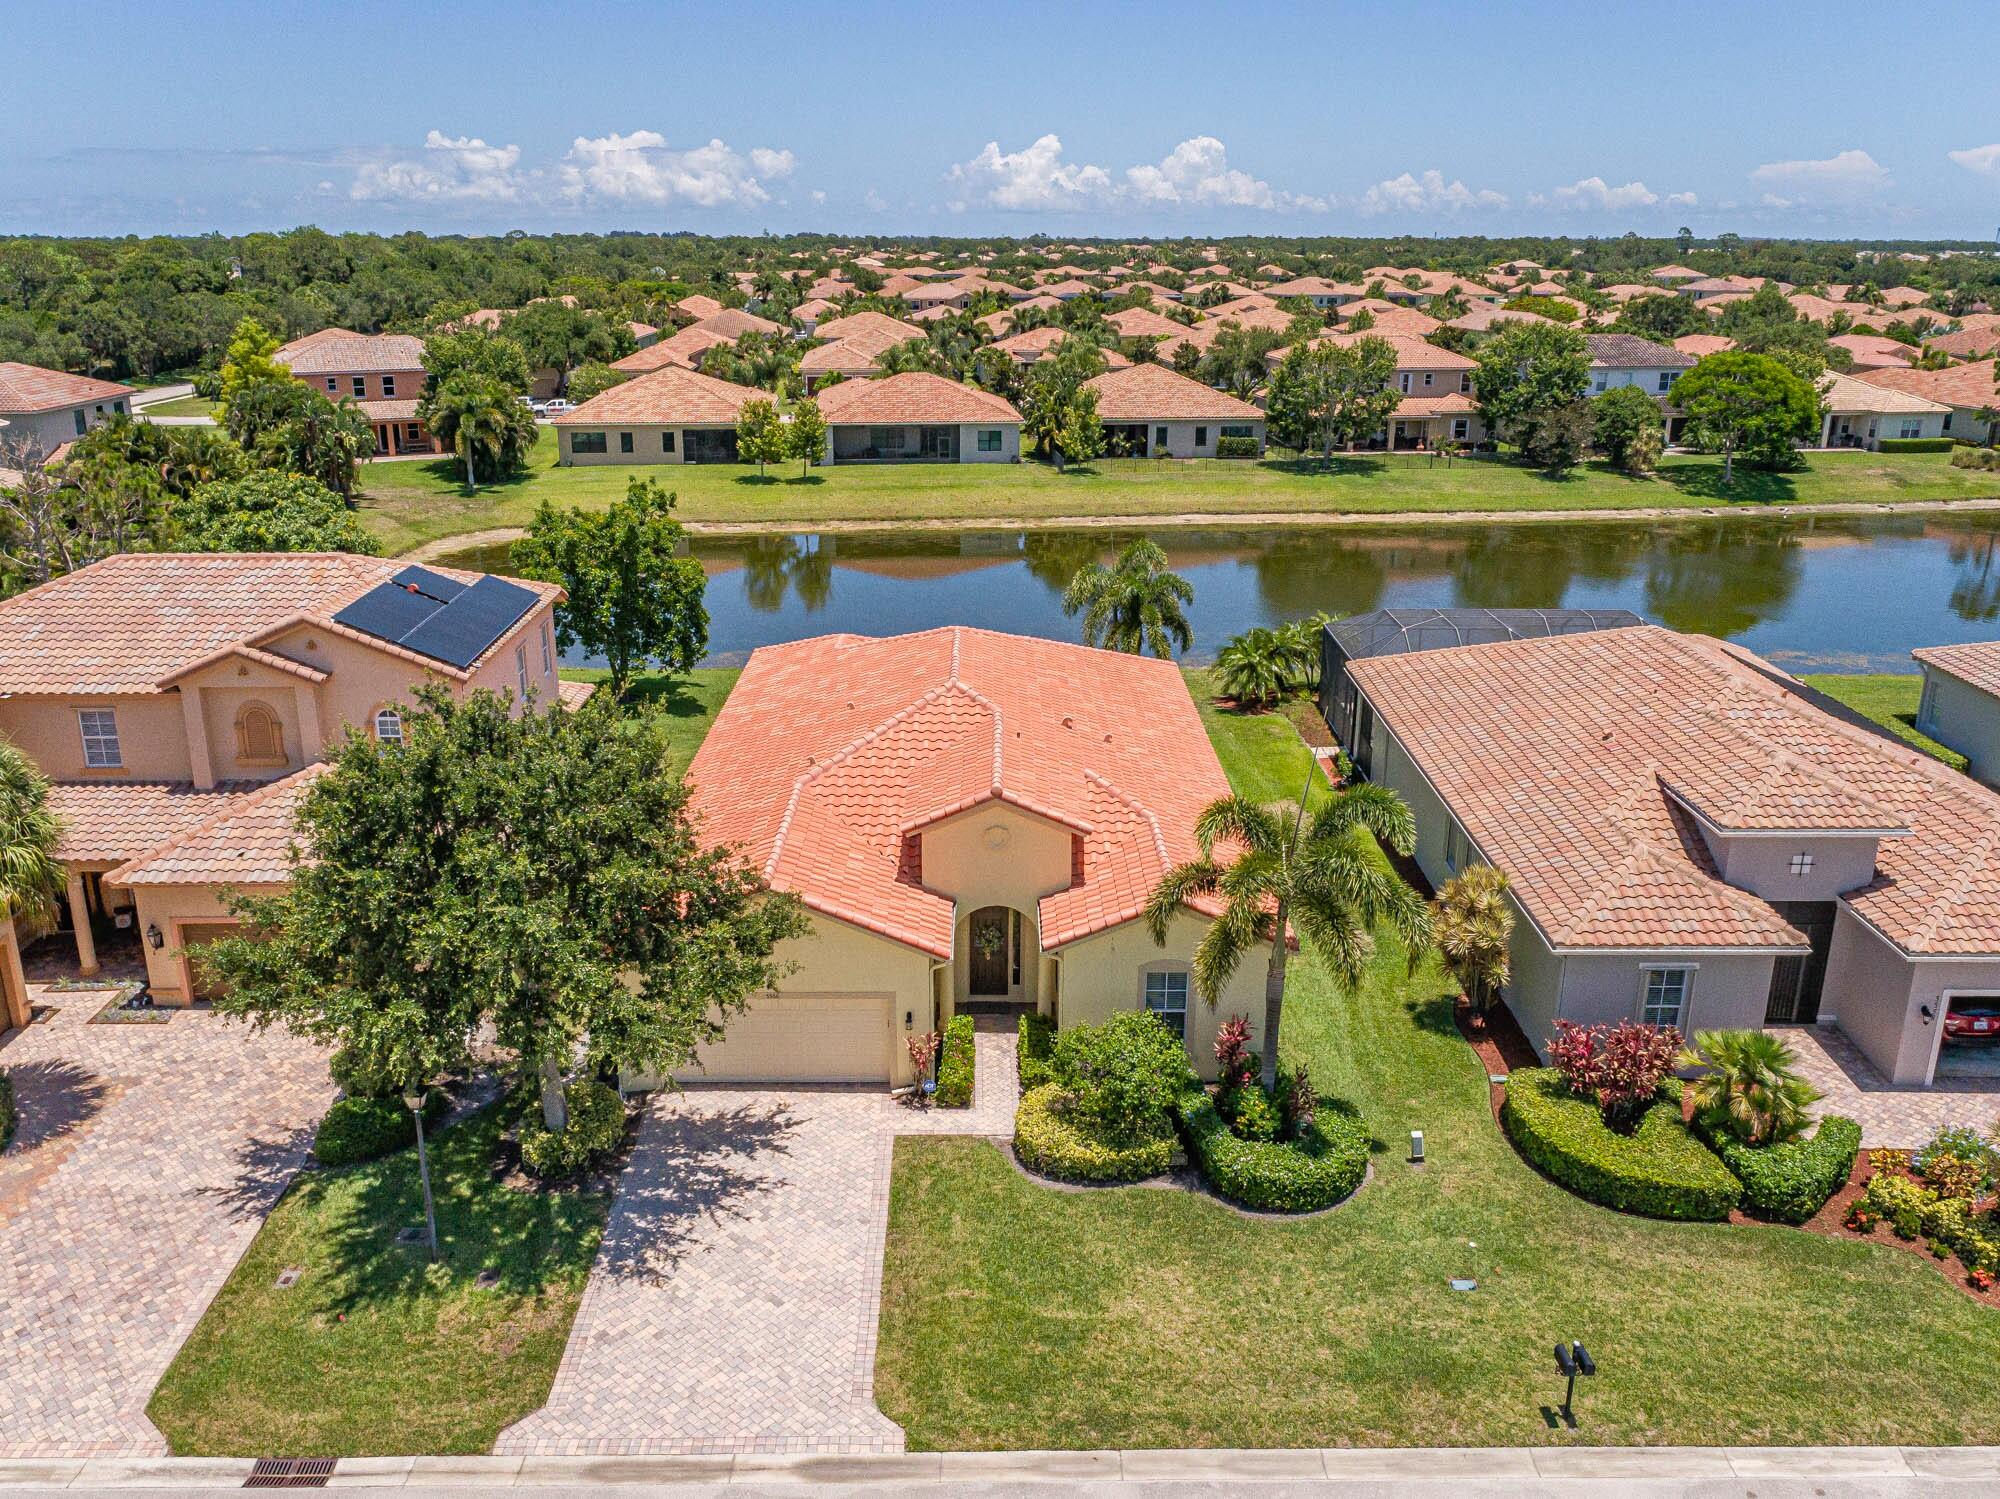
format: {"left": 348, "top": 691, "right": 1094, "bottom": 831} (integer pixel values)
{"left": 1143, "top": 859, "right": 1222, "bottom": 944}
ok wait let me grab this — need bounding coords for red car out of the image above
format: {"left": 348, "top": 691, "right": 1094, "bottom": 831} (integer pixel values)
{"left": 1944, "top": 1003, "right": 2000, "bottom": 1042}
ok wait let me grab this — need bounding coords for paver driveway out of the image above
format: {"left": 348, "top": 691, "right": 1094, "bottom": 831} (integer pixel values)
{"left": 0, "top": 992, "right": 331, "bottom": 1458}
{"left": 497, "top": 1030, "right": 1018, "bottom": 1457}
{"left": 1790, "top": 1023, "right": 2000, "bottom": 1147}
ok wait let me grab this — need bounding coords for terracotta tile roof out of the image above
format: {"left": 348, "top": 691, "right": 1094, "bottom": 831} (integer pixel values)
{"left": 49, "top": 779, "right": 273, "bottom": 865}
{"left": 799, "top": 329, "right": 912, "bottom": 378}
{"left": 1351, "top": 306, "right": 1443, "bottom": 337}
{"left": 1821, "top": 370, "right": 1950, "bottom": 415}
{"left": 1584, "top": 333, "right": 1696, "bottom": 369}
{"left": 685, "top": 628, "right": 1232, "bottom": 955}
{"left": 1673, "top": 334, "right": 1737, "bottom": 358}
{"left": 813, "top": 372, "right": 1020, "bottom": 426}
{"left": 1200, "top": 295, "right": 1279, "bottom": 321}
{"left": 1084, "top": 364, "right": 1263, "bottom": 422}
{"left": 690, "top": 308, "right": 781, "bottom": 340}
{"left": 554, "top": 365, "right": 759, "bottom": 426}
{"left": 0, "top": 552, "right": 557, "bottom": 696}
{"left": 1924, "top": 328, "right": 2000, "bottom": 360}
{"left": 1447, "top": 303, "right": 1557, "bottom": 333}
{"left": 790, "top": 298, "right": 838, "bottom": 324}
{"left": 1105, "top": 307, "right": 1188, "bottom": 340}
{"left": 1391, "top": 393, "right": 1480, "bottom": 417}
{"left": 107, "top": 764, "right": 327, "bottom": 887}
{"left": 811, "top": 311, "right": 922, "bottom": 344}
{"left": 612, "top": 325, "right": 733, "bottom": 373}
{"left": 1853, "top": 360, "right": 2000, "bottom": 409}
{"left": 1262, "top": 277, "right": 1363, "bottom": 300}
{"left": 1202, "top": 306, "right": 1296, "bottom": 336}
{"left": 274, "top": 332, "right": 426, "bottom": 376}
{"left": 1914, "top": 641, "right": 2000, "bottom": 702}
{"left": 1315, "top": 332, "right": 1476, "bottom": 371}
{"left": 556, "top": 677, "right": 597, "bottom": 709}
{"left": 0, "top": 363, "right": 135, "bottom": 415}
{"left": 1352, "top": 625, "right": 2000, "bottom": 956}
{"left": 672, "top": 294, "right": 726, "bottom": 321}
{"left": 1650, "top": 264, "right": 1703, "bottom": 280}
{"left": 1829, "top": 334, "right": 1918, "bottom": 368}
{"left": 355, "top": 398, "right": 422, "bottom": 421}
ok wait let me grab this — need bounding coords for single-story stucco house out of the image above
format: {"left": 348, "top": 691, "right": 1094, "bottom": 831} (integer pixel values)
{"left": 1084, "top": 363, "right": 1266, "bottom": 458}
{"left": 812, "top": 372, "right": 1021, "bottom": 464}
{"left": 554, "top": 365, "right": 760, "bottom": 465}
{"left": 1343, "top": 623, "right": 2000, "bottom": 1087}
{"left": 1819, "top": 370, "right": 1950, "bottom": 449}
{"left": 1914, "top": 641, "right": 2000, "bottom": 787}
{"left": 672, "top": 627, "right": 1266, "bottom": 1088}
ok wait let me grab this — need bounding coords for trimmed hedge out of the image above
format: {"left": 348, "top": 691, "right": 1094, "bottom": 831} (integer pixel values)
{"left": 1878, "top": 437, "right": 1954, "bottom": 453}
{"left": 0, "top": 1070, "right": 14, "bottom": 1152}
{"left": 313, "top": 1090, "right": 449, "bottom": 1167}
{"left": 1702, "top": 1115, "right": 1861, "bottom": 1224}
{"left": 1176, "top": 1091, "right": 1369, "bottom": 1213}
{"left": 1013, "top": 1082, "right": 1173, "bottom": 1184}
{"left": 936, "top": 1013, "right": 975, "bottom": 1107}
{"left": 1215, "top": 435, "right": 1261, "bottom": 459}
{"left": 519, "top": 1079, "right": 626, "bottom": 1177}
{"left": 1501, "top": 1068, "right": 1739, "bottom": 1221}
{"left": 1017, "top": 1011, "right": 1056, "bottom": 1090}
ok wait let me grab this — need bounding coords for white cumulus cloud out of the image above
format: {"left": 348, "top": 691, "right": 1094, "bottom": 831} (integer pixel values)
{"left": 947, "top": 134, "right": 1320, "bottom": 213}
{"left": 947, "top": 134, "right": 1116, "bottom": 212}
{"left": 1749, "top": 149, "right": 1890, "bottom": 201}
{"left": 350, "top": 130, "right": 526, "bottom": 202}
{"left": 1530, "top": 176, "right": 1694, "bottom": 212}
{"left": 1123, "top": 136, "right": 1326, "bottom": 212}
{"left": 1356, "top": 169, "right": 1507, "bottom": 216}
{"left": 558, "top": 133, "right": 793, "bottom": 206}
{"left": 1949, "top": 143, "right": 2000, "bottom": 177}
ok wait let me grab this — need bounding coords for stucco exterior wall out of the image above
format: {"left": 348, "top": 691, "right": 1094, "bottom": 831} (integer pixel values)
{"left": 1703, "top": 829, "right": 1884, "bottom": 903}
{"left": 0, "top": 397, "right": 130, "bottom": 455}
{"left": 0, "top": 695, "right": 195, "bottom": 781}
{"left": 558, "top": 424, "right": 740, "bottom": 466}
{"left": 1503, "top": 901, "right": 1566, "bottom": 1054}
{"left": 1056, "top": 909, "right": 1260, "bottom": 1081}
{"left": 1822, "top": 908, "right": 1926, "bottom": 1082}
{"left": 920, "top": 803, "right": 1073, "bottom": 911}
{"left": 1122, "top": 419, "right": 1265, "bottom": 459}
{"left": 1918, "top": 666, "right": 2000, "bottom": 787}
{"left": 1557, "top": 951, "right": 1775, "bottom": 1034}
{"left": 827, "top": 423, "right": 1019, "bottom": 464}
{"left": 123, "top": 882, "right": 284, "bottom": 1003}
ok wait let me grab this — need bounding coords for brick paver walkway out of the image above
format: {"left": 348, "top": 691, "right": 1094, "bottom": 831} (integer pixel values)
{"left": 497, "top": 1030, "right": 1018, "bottom": 1457}
{"left": 1787, "top": 1023, "right": 2000, "bottom": 1147}
{"left": 0, "top": 994, "right": 331, "bottom": 1458}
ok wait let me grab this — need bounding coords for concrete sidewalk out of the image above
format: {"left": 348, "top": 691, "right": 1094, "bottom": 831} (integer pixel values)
{"left": 3, "top": 1447, "right": 1999, "bottom": 1494}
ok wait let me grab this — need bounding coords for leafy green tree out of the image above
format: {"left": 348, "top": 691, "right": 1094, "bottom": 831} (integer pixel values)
{"left": 1678, "top": 1029, "right": 1821, "bottom": 1145}
{"left": 217, "top": 317, "right": 286, "bottom": 412}
{"left": 223, "top": 378, "right": 375, "bottom": 497}
{"left": 1473, "top": 321, "right": 1593, "bottom": 472}
{"left": 1022, "top": 345, "right": 1106, "bottom": 471}
{"left": 564, "top": 363, "right": 626, "bottom": 405}
{"left": 1611, "top": 293, "right": 1703, "bottom": 342}
{"left": 421, "top": 371, "right": 537, "bottom": 490}
{"left": 513, "top": 478, "right": 708, "bottom": 699}
{"left": 1672, "top": 351, "right": 1820, "bottom": 483}
{"left": 0, "top": 738, "right": 67, "bottom": 931}
{"left": 1265, "top": 338, "right": 1400, "bottom": 457}
{"left": 735, "top": 398, "right": 788, "bottom": 477}
{"left": 1590, "top": 384, "right": 1666, "bottom": 470}
{"left": 786, "top": 398, "right": 827, "bottom": 476}
{"left": 201, "top": 685, "right": 809, "bottom": 1140}
{"left": 496, "top": 301, "right": 634, "bottom": 394}
{"left": 1198, "top": 324, "right": 1289, "bottom": 398}
{"left": 421, "top": 327, "right": 532, "bottom": 395}
{"left": 1144, "top": 783, "right": 1429, "bottom": 1090}
{"left": 172, "top": 472, "right": 376, "bottom": 553}
{"left": 1061, "top": 538, "right": 1192, "bottom": 658}
{"left": 701, "top": 332, "right": 805, "bottom": 393}
{"left": 1431, "top": 865, "right": 1513, "bottom": 1018}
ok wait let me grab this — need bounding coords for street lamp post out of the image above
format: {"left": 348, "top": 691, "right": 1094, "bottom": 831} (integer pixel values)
{"left": 404, "top": 1086, "right": 440, "bottom": 1264}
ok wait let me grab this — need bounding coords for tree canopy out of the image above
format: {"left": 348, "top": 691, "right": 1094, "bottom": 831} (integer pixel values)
{"left": 1672, "top": 351, "right": 1822, "bottom": 483}
{"left": 171, "top": 471, "right": 376, "bottom": 553}
{"left": 1265, "top": 337, "right": 1400, "bottom": 457}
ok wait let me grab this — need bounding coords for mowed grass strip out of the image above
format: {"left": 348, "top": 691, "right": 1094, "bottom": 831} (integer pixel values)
{"left": 873, "top": 689, "right": 2000, "bottom": 1452}
{"left": 148, "top": 1104, "right": 608, "bottom": 1457}
{"left": 1801, "top": 672, "right": 1969, "bottom": 772}
{"left": 356, "top": 429, "right": 1998, "bottom": 555}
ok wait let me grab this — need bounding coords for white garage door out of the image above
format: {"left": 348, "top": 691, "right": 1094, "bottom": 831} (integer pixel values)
{"left": 684, "top": 992, "right": 894, "bottom": 1083}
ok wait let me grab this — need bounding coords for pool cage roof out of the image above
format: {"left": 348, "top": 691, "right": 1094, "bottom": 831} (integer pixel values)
{"left": 1324, "top": 607, "right": 1647, "bottom": 664}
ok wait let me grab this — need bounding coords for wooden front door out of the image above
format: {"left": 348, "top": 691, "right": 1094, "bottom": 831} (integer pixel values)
{"left": 968, "top": 907, "right": 1010, "bottom": 996}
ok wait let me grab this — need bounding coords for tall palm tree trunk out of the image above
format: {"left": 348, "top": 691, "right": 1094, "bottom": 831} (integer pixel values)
{"left": 1261, "top": 928, "right": 1288, "bottom": 1091}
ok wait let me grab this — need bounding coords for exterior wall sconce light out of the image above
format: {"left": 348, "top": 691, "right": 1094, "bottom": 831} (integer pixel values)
{"left": 1921, "top": 1005, "right": 1935, "bottom": 1025}
{"left": 145, "top": 923, "right": 164, "bottom": 951}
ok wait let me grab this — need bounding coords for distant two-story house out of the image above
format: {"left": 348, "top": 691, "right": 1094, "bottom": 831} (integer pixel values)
{"left": 1342, "top": 622, "right": 2000, "bottom": 1089}
{"left": 1583, "top": 333, "right": 1696, "bottom": 439}
{"left": 1269, "top": 333, "right": 1485, "bottom": 449}
{"left": 273, "top": 330, "right": 439, "bottom": 457}
{"left": 0, "top": 362, "right": 137, "bottom": 459}
{"left": 0, "top": 552, "right": 581, "bottom": 1027}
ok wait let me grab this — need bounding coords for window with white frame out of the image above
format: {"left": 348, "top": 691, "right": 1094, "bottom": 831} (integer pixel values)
{"left": 1790, "top": 852, "right": 1815, "bottom": 877}
{"left": 540, "top": 621, "right": 552, "bottom": 676}
{"left": 1452, "top": 418, "right": 1470, "bottom": 440}
{"left": 1143, "top": 969, "right": 1189, "bottom": 1038}
{"left": 78, "top": 708, "right": 121, "bottom": 768}
{"left": 1640, "top": 967, "right": 1691, "bottom": 1028}
{"left": 351, "top": 375, "right": 366, "bottom": 398}
{"left": 1659, "top": 371, "right": 1679, "bottom": 392}
{"left": 326, "top": 377, "right": 338, "bottom": 393}
{"left": 381, "top": 375, "right": 397, "bottom": 398}
{"left": 977, "top": 429, "right": 1002, "bottom": 451}
{"left": 515, "top": 644, "right": 529, "bottom": 699}
{"left": 1898, "top": 420, "right": 1923, "bottom": 440}
{"left": 1460, "top": 373, "right": 1472, "bottom": 393}
{"left": 373, "top": 707, "right": 404, "bottom": 745}
{"left": 1399, "top": 372, "right": 1413, "bottom": 393}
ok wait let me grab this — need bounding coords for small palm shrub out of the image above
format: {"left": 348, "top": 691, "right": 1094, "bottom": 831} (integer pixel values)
{"left": 1678, "top": 1028, "right": 1821, "bottom": 1145}
{"left": 1431, "top": 866, "right": 1513, "bottom": 1016}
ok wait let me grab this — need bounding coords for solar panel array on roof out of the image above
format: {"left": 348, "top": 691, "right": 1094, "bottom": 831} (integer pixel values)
{"left": 332, "top": 571, "right": 539, "bottom": 671}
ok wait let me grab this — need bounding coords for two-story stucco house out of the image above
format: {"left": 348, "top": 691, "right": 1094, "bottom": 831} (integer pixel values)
{"left": 0, "top": 552, "right": 585, "bottom": 1029}
{"left": 671, "top": 627, "right": 1266, "bottom": 1087}
{"left": 274, "top": 330, "right": 440, "bottom": 457}
{"left": 1344, "top": 624, "right": 2000, "bottom": 1088}
{"left": 0, "top": 362, "right": 137, "bottom": 459}
{"left": 1266, "top": 333, "right": 1487, "bottom": 450}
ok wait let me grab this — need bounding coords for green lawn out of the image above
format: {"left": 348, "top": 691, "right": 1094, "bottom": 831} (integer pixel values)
{"left": 872, "top": 691, "right": 2000, "bottom": 1452}
{"left": 357, "top": 429, "right": 1998, "bottom": 555}
{"left": 149, "top": 1104, "right": 608, "bottom": 1457}
{"left": 562, "top": 666, "right": 740, "bottom": 773}
{"left": 1801, "top": 673, "right": 1968, "bottom": 772}
{"left": 141, "top": 394, "right": 217, "bottom": 418}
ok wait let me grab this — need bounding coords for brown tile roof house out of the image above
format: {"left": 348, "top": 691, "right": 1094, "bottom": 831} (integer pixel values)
{"left": 1447, "top": 303, "right": 1558, "bottom": 334}
{"left": 1583, "top": 334, "right": 1696, "bottom": 371}
{"left": 1348, "top": 624, "right": 2000, "bottom": 1083}
{"left": 553, "top": 365, "right": 760, "bottom": 427}
{"left": 1105, "top": 306, "right": 1189, "bottom": 341}
{"left": 799, "top": 326, "right": 922, "bottom": 381}
{"left": 1829, "top": 334, "right": 1919, "bottom": 369}
{"left": 671, "top": 294, "right": 726, "bottom": 322}
{"left": 813, "top": 372, "right": 1021, "bottom": 427}
{"left": 812, "top": 310, "right": 923, "bottom": 344}
{"left": 991, "top": 328, "right": 1130, "bottom": 369}
{"left": 1673, "top": 333, "right": 1737, "bottom": 358}
{"left": 1853, "top": 361, "right": 2000, "bottom": 443}
{"left": 273, "top": 331, "right": 425, "bottom": 376}
{"left": 1913, "top": 641, "right": 2000, "bottom": 701}
{"left": 1084, "top": 364, "right": 1264, "bottom": 423}
{"left": 1345, "top": 306, "right": 1443, "bottom": 337}
{"left": 612, "top": 324, "right": 735, "bottom": 373}
{"left": 0, "top": 362, "right": 135, "bottom": 414}
{"left": 1924, "top": 327, "right": 2000, "bottom": 361}
{"left": 1200, "top": 294, "right": 1279, "bottom": 321}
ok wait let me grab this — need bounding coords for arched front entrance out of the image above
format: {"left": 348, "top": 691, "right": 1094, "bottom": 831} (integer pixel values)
{"left": 958, "top": 904, "right": 1037, "bottom": 1012}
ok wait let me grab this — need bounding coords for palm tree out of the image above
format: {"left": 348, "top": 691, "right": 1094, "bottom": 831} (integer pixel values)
{"left": 1215, "top": 627, "right": 1302, "bottom": 707}
{"left": 1062, "top": 539, "right": 1193, "bottom": 658}
{"left": 0, "top": 742, "right": 66, "bottom": 1025}
{"left": 1144, "top": 781, "right": 1430, "bottom": 1090}
{"left": 422, "top": 372, "right": 532, "bottom": 491}
{"left": 1431, "top": 866, "right": 1513, "bottom": 1021}
{"left": 1679, "top": 1029, "right": 1822, "bottom": 1145}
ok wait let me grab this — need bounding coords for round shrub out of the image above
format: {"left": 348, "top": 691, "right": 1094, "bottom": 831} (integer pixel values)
{"left": 1049, "top": 1011, "right": 1195, "bottom": 1145}
{"left": 1176, "top": 1090, "right": 1369, "bottom": 1212}
{"left": 935, "top": 1014, "right": 975, "bottom": 1108}
{"left": 518, "top": 1080, "right": 626, "bottom": 1178}
{"left": 313, "top": 1090, "right": 448, "bottom": 1167}
{"left": 1013, "top": 1082, "right": 1173, "bottom": 1184}
{"left": 1219, "top": 1083, "right": 1282, "bottom": 1142}
{"left": 1501, "top": 1068, "right": 1739, "bottom": 1221}
{"left": 1701, "top": 1115, "right": 1861, "bottom": 1224}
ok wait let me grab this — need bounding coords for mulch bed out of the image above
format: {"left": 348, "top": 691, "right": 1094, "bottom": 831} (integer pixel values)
{"left": 1454, "top": 996, "right": 1999, "bottom": 1306}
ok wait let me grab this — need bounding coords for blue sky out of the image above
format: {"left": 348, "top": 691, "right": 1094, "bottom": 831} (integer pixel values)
{"left": 7, "top": 0, "right": 1997, "bottom": 240}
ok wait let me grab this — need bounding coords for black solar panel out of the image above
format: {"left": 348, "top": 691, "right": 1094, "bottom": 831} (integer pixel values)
{"left": 391, "top": 564, "right": 470, "bottom": 603}
{"left": 397, "top": 575, "right": 540, "bottom": 670}
{"left": 333, "top": 583, "right": 444, "bottom": 642}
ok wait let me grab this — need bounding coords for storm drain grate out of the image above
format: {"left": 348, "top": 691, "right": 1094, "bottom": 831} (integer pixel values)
{"left": 245, "top": 1458, "right": 334, "bottom": 1488}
